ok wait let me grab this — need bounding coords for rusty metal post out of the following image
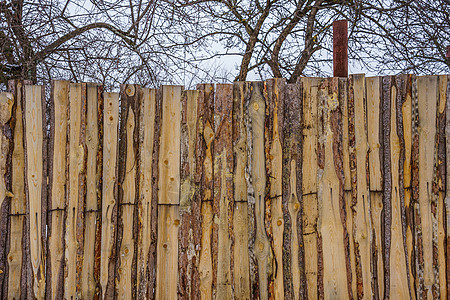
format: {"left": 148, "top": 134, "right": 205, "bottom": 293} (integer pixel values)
{"left": 333, "top": 19, "right": 348, "bottom": 78}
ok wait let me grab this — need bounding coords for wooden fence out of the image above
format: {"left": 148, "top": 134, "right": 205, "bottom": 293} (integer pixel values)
{"left": 0, "top": 75, "right": 448, "bottom": 299}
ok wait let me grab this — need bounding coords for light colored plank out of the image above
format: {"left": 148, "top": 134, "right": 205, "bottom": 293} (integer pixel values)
{"left": 158, "top": 85, "right": 182, "bottom": 205}
{"left": 155, "top": 205, "right": 180, "bottom": 299}
{"left": 64, "top": 83, "right": 84, "bottom": 299}
{"left": 24, "top": 85, "right": 46, "bottom": 299}
{"left": 349, "top": 74, "right": 372, "bottom": 298}
{"left": 266, "top": 78, "right": 284, "bottom": 300}
{"left": 248, "top": 82, "right": 271, "bottom": 300}
{"left": 7, "top": 80, "right": 28, "bottom": 299}
{"left": 386, "top": 77, "right": 409, "bottom": 298}
{"left": 116, "top": 84, "right": 140, "bottom": 299}
{"left": 100, "top": 92, "right": 119, "bottom": 299}
{"left": 232, "top": 82, "right": 251, "bottom": 300}
{"left": 48, "top": 80, "right": 69, "bottom": 299}
{"left": 417, "top": 76, "right": 439, "bottom": 298}
{"left": 136, "top": 88, "right": 156, "bottom": 298}
{"left": 317, "top": 79, "right": 349, "bottom": 299}
{"left": 199, "top": 201, "right": 213, "bottom": 300}
{"left": 300, "top": 77, "right": 320, "bottom": 299}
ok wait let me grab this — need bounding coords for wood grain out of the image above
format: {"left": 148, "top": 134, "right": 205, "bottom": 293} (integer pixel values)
{"left": 23, "top": 85, "right": 47, "bottom": 299}
{"left": 100, "top": 92, "right": 119, "bottom": 299}
{"left": 47, "top": 80, "right": 69, "bottom": 299}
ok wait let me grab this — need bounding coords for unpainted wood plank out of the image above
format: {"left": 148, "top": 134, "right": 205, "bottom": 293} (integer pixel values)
{"left": 436, "top": 75, "right": 447, "bottom": 299}
{"left": 265, "top": 78, "right": 285, "bottom": 300}
{"left": 282, "top": 82, "right": 305, "bottom": 300}
{"left": 155, "top": 205, "right": 180, "bottom": 299}
{"left": 366, "top": 76, "right": 384, "bottom": 298}
{"left": 6, "top": 80, "right": 30, "bottom": 299}
{"left": 445, "top": 74, "right": 450, "bottom": 298}
{"left": 402, "top": 75, "right": 416, "bottom": 300}
{"left": 64, "top": 83, "right": 87, "bottom": 299}
{"left": 348, "top": 74, "right": 372, "bottom": 298}
{"left": 158, "top": 85, "right": 182, "bottom": 205}
{"left": 247, "top": 82, "right": 272, "bottom": 300}
{"left": 136, "top": 88, "right": 156, "bottom": 298}
{"left": 317, "top": 78, "right": 350, "bottom": 299}
{"left": 213, "top": 84, "right": 233, "bottom": 299}
{"left": 196, "top": 83, "right": 215, "bottom": 300}
{"left": 299, "top": 77, "right": 321, "bottom": 299}
{"left": 100, "top": 92, "right": 119, "bottom": 299}
{"left": 232, "top": 82, "right": 250, "bottom": 300}
{"left": 81, "top": 83, "right": 103, "bottom": 299}
{"left": 0, "top": 91, "right": 13, "bottom": 298}
{"left": 116, "top": 84, "right": 141, "bottom": 299}
{"left": 23, "top": 85, "right": 47, "bottom": 299}
{"left": 47, "top": 80, "right": 69, "bottom": 299}
{"left": 416, "top": 76, "right": 439, "bottom": 298}
{"left": 178, "top": 90, "right": 202, "bottom": 299}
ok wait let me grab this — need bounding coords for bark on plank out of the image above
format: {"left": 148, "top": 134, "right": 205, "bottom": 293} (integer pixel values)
{"left": 155, "top": 205, "right": 180, "bottom": 299}
{"left": 232, "top": 82, "right": 250, "bottom": 300}
{"left": 415, "top": 76, "right": 440, "bottom": 299}
{"left": 158, "top": 85, "right": 182, "bottom": 205}
{"left": 381, "top": 76, "right": 410, "bottom": 299}
{"left": 136, "top": 88, "right": 156, "bottom": 299}
{"left": 317, "top": 78, "right": 351, "bottom": 299}
{"left": 116, "top": 84, "right": 141, "bottom": 299}
{"left": 0, "top": 91, "right": 13, "bottom": 298}
{"left": 247, "top": 81, "right": 272, "bottom": 299}
{"left": 23, "top": 85, "right": 47, "bottom": 299}
{"left": 265, "top": 78, "right": 285, "bottom": 300}
{"left": 213, "top": 84, "right": 233, "bottom": 299}
{"left": 178, "top": 90, "right": 203, "bottom": 300}
{"left": 445, "top": 74, "right": 450, "bottom": 299}
{"left": 348, "top": 74, "right": 372, "bottom": 299}
{"left": 436, "top": 75, "right": 447, "bottom": 299}
{"left": 64, "top": 83, "right": 87, "bottom": 299}
{"left": 196, "top": 83, "right": 215, "bottom": 300}
{"left": 282, "top": 81, "right": 306, "bottom": 299}
{"left": 100, "top": 92, "right": 120, "bottom": 299}
{"left": 81, "top": 83, "right": 103, "bottom": 299}
{"left": 300, "top": 77, "right": 321, "bottom": 299}
{"left": 47, "top": 80, "right": 69, "bottom": 299}
{"left": 6, "top": 80, "right": 30, "bottom": 299}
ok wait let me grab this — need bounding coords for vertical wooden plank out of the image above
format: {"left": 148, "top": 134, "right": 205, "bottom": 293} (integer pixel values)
{"left": 136, "top": 88, "right": 156, "bottom": 299}
{"left": 196, "top": 84, "right": 215, "bottom": 300}
{"left": 317, "top": 78, "right": 351, "bottom": 299}
{"left": 116, "top": 84, "right": 141, "bottom": 299}
{"left": 155, "top": 205, "right": 180, "bottom": 299}
{"left": 446, "top": 74, "right": 450, "bottom": 298}
{"left": 178, "top": 90, "right": 202, "bottom": 299}
{"left": 436, "top": 75, "right": 447, "bottom": 299}
{"left": 300, "top": 77, "right": 321, "bottom": 298}
{"left": 81, "top": 83, "right": 103, "bottom": 299}
{"left": 213, "top": 84, "right": 233, "bottom": 299}
{"left": 232, "top": 82, "right": 250, "bottom": 300}
{"left": 156, "top": 85, "right": 182, "bottom": 299}
{"left": 6, "top": 80, "right": 30, "bottom": 299}
{"left": 348, "top": 74, "right": 372, "bottom": 298}
{"left": 47, "top": 80, "right": 69, "bottom": 299}
{"left": 415, "top": 76, "right": 440, "bottom": 299}
{"left": 366, "top": 76, "right": 384, "bottom": 298}
{"left": 147, "top": 88, "right": 162, "bottom": 299}
{"left": 64, "top": 83, "right": 87, "bottom": 299}
{"left": 158, "top": 85, "right": 182, "bottom": 205}
{"left": 265, "top": 78, "right": 285, "bottom": 300}
{"left": 23, "top": 85, "right": 47, "bottom": 299}
{"left": 100, "top": 92, "right": 119, "bottom": 299}
{"left": 282, "top": 81, "right": 306, "bottom": 299}
{"left": 0, "top": 91, "right": 13, "bottom": 298}
{"left": 401, "top": 75, "right": 416, "bottom": 300}
{"left": 247, "top": 82, "right": 272, "bottom": 299}
{"left": 381, "top": 76, "right": 410, "bottom": 299}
